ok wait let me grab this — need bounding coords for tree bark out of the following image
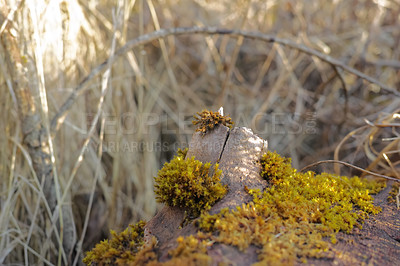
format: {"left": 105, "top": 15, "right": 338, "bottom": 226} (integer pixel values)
{"left": 145, "top": 125, "right": 268, "bottom": 264}
{"left": 144, "top": 124, "right": 400, "bottom": 265}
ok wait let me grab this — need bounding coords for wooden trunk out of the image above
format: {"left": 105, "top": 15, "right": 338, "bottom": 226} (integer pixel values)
{"left": 144, "top": 125, "right": 400, "bottom": 265}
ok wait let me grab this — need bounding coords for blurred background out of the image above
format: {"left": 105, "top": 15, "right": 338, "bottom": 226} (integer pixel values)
{"left": 0, "top": 0, "right": 399, "bottom": 264}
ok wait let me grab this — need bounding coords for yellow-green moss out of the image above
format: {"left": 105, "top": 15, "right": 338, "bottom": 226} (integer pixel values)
{"left": 196, "top": 151, "right": 385, "bottom": 265}
{"left": 192, "top": 109, "right": 233, "bottom": 134}
{"left": 136, "top": 233, "right": 213, "bottom": 266}
{"left": 177, "top": 147, "right": 188, "bottom": 159}
{"left": 165, "top": 234, "right": 213, "bottom": 266}
{"left": 260, "top": 150, "right": 293, "bottom": 185}
{"left": 83, "top": 223, "right": 212, "bottom": 266}
{"left": 83, "top": 221, "right": 146, "bottom": 265}
{"left": 84, "top": 150, "right": 386, "bottom": 266}
{"left": 154, "top": 152, "right": 227, "bottom": 217}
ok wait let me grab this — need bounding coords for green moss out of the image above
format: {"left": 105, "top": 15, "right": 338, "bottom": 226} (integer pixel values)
{"left": 83, "top": 221, "right": 146, "bottom": 265}
{"left": 132, "top": 236, "right": 159, "bottom": 265}
{"left": 165, "top": 234, "right": 212, "bottom": 265}
{"left": 154, "top": 152, "right": 227, "bottom": 217}
{"left": 85, "top": 150, "right": 386, "bottom": 266}
{"left": 192, "top": 109, "right": 233, "bottom": 134}
{"left": 136, "top": 234, "right": 213, "bottom": 266}
{"left": 177, "top": 147, "right": 188, "bottom": 159}
{"left": 260, "top": 150, "right": 293, "bottom": 185}
{"left": 197, "top": 151, "right": 385, "bottom": 265}
{"left": 83, "top": 224, "right": 212, "bottom": 266}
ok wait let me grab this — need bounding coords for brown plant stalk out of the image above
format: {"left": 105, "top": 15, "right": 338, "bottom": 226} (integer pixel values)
{"left": 50, "top": 26, "right": 400, "bottom": 133}
{"left": 0, "top": 2, "right": 76, "bottom": 264}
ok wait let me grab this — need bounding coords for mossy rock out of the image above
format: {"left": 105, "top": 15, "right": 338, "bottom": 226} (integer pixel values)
{"left": 85, "top": 124, "right": 400, "bottom": 265}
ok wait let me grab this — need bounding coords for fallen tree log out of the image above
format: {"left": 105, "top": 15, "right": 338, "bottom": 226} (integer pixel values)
{"left": 145, "top": 125, "right": 268, "bottom": 263}
{"left": 144, "top": 124, "right": 400, "bottom": 265}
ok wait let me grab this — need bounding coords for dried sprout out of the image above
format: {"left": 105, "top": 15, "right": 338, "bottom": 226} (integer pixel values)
{"left": 192, "top": 109, "right": 234, "bottom": 134}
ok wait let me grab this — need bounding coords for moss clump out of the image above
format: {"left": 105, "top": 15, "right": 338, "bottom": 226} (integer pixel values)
{"left": 192, "top": 109, "right": 233, "bottom": 134}
{"left": 164, "top": 234, "right": 213, "bottom": 265}
{"left": 83, "top": 223, "right": 211, "bottom": 266}
{"left": 83, "top": 221, "right": 146, "bottom": 265}
{"left": 197, "top": 151, "right": 385, "bottom": 265}
{"left": 177, "top": 147, "right": 188, "bottom": 159}
{"left": 154, "top": 152, "right": 227, "bottom": 217}
{"left": 136, "top": 233, "right": 213, "bottom": 266}
{"left": 260, "top": 150, "right": 293, "bottom": 185}
{"left": 85, "top": 150, "right": 386, "bottom": 265}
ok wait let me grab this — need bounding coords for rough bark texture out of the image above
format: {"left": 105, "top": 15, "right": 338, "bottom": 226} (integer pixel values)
{"left": 144, "top": 124, "right": 400, "bottom": 265}
{"left": 304, "top": 183, "right": 400, "bottom": 266}
{"left": 145, "top": 125, "right": 268, "bottom": 263}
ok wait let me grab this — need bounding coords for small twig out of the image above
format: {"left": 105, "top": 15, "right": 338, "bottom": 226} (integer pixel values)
{"left": 50, "top": 27, "right": 400, "bottom": 132}
{"left": 0, "top": 0, "right": 24, "bottom": 35}
{"left": 364, "top": 59, "right": 400, "bottom": 69}
{"left": 364, "top": 119, "right": 400, "bottom": 128}
{"left": 300, "top": 159, "right": 400, "bottom": 182}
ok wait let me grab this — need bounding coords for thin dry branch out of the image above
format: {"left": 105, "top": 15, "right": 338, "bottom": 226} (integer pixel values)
{"left": 300, "top": 159, "right": 400, "bottom": 182}
{"left": 0, "top": 0, "right": 23, "bottom": 35}
{"left": 50, "top": 27, "right": 400, "bottom": 132}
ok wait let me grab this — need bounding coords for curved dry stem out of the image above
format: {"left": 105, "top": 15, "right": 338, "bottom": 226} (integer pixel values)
{"left": 300, "top": 159, "right": 400, "bottom": 182}
{"left": 50, "top": 27, "right": 399, "bottom": 132}
{"left": 334, "top": 126, "right": 369, "bottom": 175}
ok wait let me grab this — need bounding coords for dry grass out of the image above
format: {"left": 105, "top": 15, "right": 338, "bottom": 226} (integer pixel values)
{"left": 0, "top": 0, "right": 399, "bottom": 265}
